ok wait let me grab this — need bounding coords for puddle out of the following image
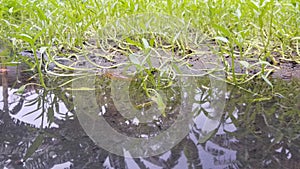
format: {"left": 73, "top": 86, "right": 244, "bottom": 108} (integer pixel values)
{"left": 0, "top": 63, "right": 299, "bottom": 169}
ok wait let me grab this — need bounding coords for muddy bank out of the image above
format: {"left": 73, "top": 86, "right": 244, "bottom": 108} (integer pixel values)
{"left": 220, "top": 52, "right": 300, "bottom": 81}
{"left": 271, "top": 60, "right": 300, "bottom": 79}
{"left": 14, "top": 41, "right": 300, "bottom": 82}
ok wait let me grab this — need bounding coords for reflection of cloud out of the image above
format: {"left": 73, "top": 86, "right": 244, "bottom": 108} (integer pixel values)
{"left": 193, "top": 86, "right": 237, "bottom": 134}
{"left": 51, "top": 161, "right": 73, "bottom": 169}
{"left": 201, "top": 141, "right": 237, "bottom": 169}
{"left": 0, "top": 87, "right": 18, "bottom": 111}
{"left": 188, "top": 128, "right": 238, "bottom": 169}
{"left": 191, "top": 89, "right": 238, "bottom": 168}
{"left": 0, "top": 86, "right": 72, "bottom": 128}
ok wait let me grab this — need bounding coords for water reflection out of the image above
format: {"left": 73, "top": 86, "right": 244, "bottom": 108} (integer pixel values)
{"left": 0, "top": 68, "right": 73, "bottom": 128}
{"left": 0, "top": 66, "right": 299, "bottom": 168}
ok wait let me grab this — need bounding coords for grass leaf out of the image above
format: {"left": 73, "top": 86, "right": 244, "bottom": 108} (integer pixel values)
{"left": 141, "top": 38, "right": 150, "bottom": 49}
{"left": 262, "top": 74, "right": 273, "bottom": 88}
{"left": 128, "top": 53, "right": 141, "bottom": 65}
{"left": 15, "top": 85, "right": 26, "bottom": 95}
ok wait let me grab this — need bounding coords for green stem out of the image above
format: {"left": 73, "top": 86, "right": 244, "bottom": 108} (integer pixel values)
{"left": 32, "top": 46, "right": 47, "bottom": 89}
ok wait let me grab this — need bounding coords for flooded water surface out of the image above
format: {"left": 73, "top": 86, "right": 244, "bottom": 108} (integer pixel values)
{"left": 0, "top": 64, "right": 300, "bottom": 169}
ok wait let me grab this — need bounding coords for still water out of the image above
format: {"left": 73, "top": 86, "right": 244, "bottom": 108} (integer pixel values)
{"left": 0, "top": 64, "right": 300, "bottom": 169}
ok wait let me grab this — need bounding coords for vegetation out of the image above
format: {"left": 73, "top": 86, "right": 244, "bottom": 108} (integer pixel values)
{"left": 0, "top": 1, "right": 299, "bottom": 166}
{"left": 0, "top": 0, "right": 299, "bottom": 88}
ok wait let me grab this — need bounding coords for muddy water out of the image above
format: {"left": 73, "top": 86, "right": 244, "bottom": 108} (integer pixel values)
{"left": 0, "top": 65, "right": 299, "bottom": 169}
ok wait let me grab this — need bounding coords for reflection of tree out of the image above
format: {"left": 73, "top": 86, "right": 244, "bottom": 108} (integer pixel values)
{"left": 225, "top": 79, "right": 300, "bottom": 169}
{"left": 0, "top": 84, "right": 109, "bottom": 168}
{"left": 1, "top": 67, "right": 299, "bottom": 168}
{"left": 102, "top": 136, "right": 201, "bottom": 169}
{"left": 1, "top": 72, "right": 199, "bottom": 169}
{"left": 167, "top": 137, "right": 201, "bottom": 168}
{"left": 0, "top": 75, "right": 76, "bottom": 168}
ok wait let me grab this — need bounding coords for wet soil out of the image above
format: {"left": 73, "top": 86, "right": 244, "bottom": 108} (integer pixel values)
{"left": 78, "top": 39, "right": 300, "bottom": 81}
{"left": 223, "top": 56, "right": 300, "bottom": 80}
{"left": 12, "top": 39, "right": 300, "bottom": 82}
{"left": 271, "top": 60, "right": 300, "bottom": 79}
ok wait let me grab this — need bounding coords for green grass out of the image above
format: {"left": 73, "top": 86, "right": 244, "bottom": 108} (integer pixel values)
{"left": 0, "top": 0, "right": 299, "bottom": 88}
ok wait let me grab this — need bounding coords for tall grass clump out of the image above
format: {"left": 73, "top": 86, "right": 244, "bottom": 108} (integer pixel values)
{"left": 0, "top": 0, "right": 299, "bottom": 88}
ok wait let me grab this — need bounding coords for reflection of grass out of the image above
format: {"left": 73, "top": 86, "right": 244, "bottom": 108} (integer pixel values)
{"left": 223, "top": 79, "right": 300, "bottom": 168}
{"left": 95, "top": 67, "right": 182, "bottom": 117}
{"left": 226, "top": 78, "right": 300, "bottom": 137}
{"left": 0, "top": 0, "right": 299, "bottom": 89}
{"left": 128, "top": 68, "right": 181, "bottom": 116}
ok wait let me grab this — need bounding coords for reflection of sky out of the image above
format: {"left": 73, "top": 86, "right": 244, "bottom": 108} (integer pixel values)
{"left": 51, "top": 161, "right": 73, "bottom": 169}
{"left": 114, "top": 132, "right": 237, "bottom": 169}
{"left": 0, "top": 84, "right": 238, "bottom": 168}
{"left": 0, "top": 86, "right": 72, "bottom": 128}
{"left": 192, "top": 91, "right": 238, "bottom": 168}
{"left": 201, "top": 141, "right": 237, "bottom": 169}
{"left": 103, "top": 92, "right": 239, "bottom": 169}
{"left": 193, "top": 90, "right": 238, "bottom": 134}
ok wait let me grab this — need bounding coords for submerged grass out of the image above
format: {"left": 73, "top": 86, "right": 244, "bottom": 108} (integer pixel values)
{"left": 0, "top": 0, "right": 299, "bottom": 88}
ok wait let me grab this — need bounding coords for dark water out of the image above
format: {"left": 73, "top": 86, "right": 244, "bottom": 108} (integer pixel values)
{"left": 0, "top": 64, "right": 299, "bottom": 169}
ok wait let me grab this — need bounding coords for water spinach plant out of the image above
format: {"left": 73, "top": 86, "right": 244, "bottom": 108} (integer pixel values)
{"left": 0, "top": 0, "right": 299, "bottom": 92}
